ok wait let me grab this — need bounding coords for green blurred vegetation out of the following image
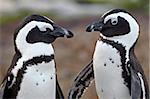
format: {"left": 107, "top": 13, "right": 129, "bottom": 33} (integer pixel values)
{"left": 0, "top": 10, "right": 58, "bottom": 25}
{"left": 0, "top": 11, "right": 30, "bottom": 25}
{"left": 0, "top": 0, "right": 149, "bottom": 25}
{"left": 76, "top": 0, "right": 149, "bottom": 11}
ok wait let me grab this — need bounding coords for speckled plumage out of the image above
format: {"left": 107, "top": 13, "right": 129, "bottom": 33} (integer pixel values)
{"left": 0, "top": 14, "right": 73, "bottom": 99}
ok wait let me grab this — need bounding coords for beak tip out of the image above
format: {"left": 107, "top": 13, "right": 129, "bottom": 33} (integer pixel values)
{"left": 86, "top": 25, "right": 94, "bottom": 32}
{"left": 66, "top": 30, "right": 74, "bottom": 38}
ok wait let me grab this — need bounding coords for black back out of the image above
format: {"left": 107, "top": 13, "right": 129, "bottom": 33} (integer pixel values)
{"left": 129, "top": 48, "right": 149, "bottom": 99}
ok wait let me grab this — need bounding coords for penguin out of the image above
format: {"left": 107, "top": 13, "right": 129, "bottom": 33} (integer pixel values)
{"left": 68, "top": 9, "right": 149, "bottom": 99}
{"left": 0, "top": 14, "right": 73, "bottom": 99}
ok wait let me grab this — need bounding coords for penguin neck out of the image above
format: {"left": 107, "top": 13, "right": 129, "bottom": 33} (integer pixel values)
{"left": 18, "top": 43, "right": 54, "bottom": 59}
{"left": 12, "top": 43, "right": 55, "bottom": 78}
{"left": 99, "top": 30, "right": 138, "bottom": 64}
{"left": 100, "top": 36, "right": 132, "bottom": 65}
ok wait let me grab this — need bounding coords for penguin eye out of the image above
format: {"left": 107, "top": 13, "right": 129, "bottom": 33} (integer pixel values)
{"left": 111, "top": 18, "right": 118, "bottom": 25}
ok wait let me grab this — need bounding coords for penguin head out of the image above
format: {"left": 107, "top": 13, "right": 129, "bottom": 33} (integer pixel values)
{"left": 14, "top": 14, "right": 73, "bottom": 53}
{"left": 86, "top": 9, "right": 139, "bottom": 48}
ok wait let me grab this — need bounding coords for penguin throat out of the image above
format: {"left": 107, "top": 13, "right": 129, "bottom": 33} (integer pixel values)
{"left": 11, "top": 54, "right": 54, "bottom": 77}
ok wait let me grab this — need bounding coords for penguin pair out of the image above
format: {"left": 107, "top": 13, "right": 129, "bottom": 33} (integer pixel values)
{"left": 68, "top": 9, "right": 149, "bottom": 99}
{"left": 0, "top": 9, "right": 149, "bottom": 99}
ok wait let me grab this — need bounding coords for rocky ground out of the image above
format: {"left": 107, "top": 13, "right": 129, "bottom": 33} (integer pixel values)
{"left": 0, "top": 11, "right": 149, "bottom": 99}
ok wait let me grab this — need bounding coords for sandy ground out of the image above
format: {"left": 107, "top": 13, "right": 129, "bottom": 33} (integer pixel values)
{"left": 0, "top": 11, "right": 149, "bottom": 99}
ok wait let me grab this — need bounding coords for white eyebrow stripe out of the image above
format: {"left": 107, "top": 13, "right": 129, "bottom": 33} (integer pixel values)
{"left": 35, "top": 21, "right": 54, "bottom": 31}
{"left": 104, "top": 14, "right": 118, "bottom": 24}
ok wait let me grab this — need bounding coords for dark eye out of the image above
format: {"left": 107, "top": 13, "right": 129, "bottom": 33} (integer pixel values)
{"left": 111, "top": 19, "right": 118, "bottom": 25}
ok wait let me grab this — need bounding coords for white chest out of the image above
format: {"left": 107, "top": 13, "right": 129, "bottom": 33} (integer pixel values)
{"left": 17, "top": 60, "right": 56, "bottom": 99}
{"left": 93, "top": 41, "right": 131, "bottom": 99}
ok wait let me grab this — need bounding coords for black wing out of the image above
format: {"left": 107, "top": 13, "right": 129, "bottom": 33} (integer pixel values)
{"left": 1, "top": 53, "right": 21, "bottom": 86}
{"left": 0, "top": 53, "right": 21, "bottom": 99}
{"left": 68, "top": 60, "right": 94, "bottom": 99}
{"left": 130, "top": 48, "right": 149, "bottom": 99}
{"left": 56, "top": 77, "right": 64, "bottom": 99}
{"left": 0, "top": 84, "right": 5, "bottom": 99}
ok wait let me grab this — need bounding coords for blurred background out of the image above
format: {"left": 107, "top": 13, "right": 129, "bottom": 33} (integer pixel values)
{"left": 0, "top": 0, "right": 149, "bottom": 99}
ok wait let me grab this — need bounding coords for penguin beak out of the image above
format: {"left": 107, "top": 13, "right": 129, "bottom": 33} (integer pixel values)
{"left": 51, "top": 24, "right": 74, "bottom": 38}
{"left": 86, "top": 20, "right": 104, "bottom": 32}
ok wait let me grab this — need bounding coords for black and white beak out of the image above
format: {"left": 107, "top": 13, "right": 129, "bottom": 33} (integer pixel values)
{"left": 51, "top": 25, "right": 73, "bottom": 38}
{"left": 86, "top": 20, "right": 104, "bottom": 32}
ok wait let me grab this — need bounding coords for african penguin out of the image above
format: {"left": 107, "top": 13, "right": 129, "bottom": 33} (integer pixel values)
{"left": 68, "top": 9, "right": 149, "bottom": 99}
{"left": 0, "top": 14, "right": 73, "bottom": 99}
